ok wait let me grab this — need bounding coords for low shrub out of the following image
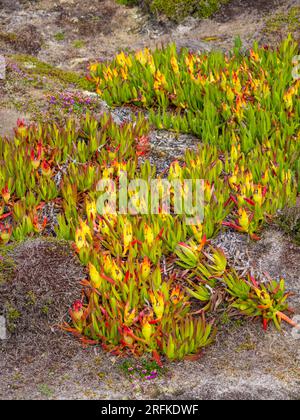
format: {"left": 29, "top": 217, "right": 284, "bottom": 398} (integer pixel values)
{"left": 117, "top": 0, "right": 229, "bottom": 21}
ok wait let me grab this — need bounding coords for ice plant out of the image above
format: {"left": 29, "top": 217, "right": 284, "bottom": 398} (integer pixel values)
{"left": 1, "top": 185, "right": 10, "bottom": 204}
{"left": 0, "top": 37, "right": 299, "bottom": 362}
{"left": 0, "top": 225, "right": 12, "bottom": 244}
{"left": 69, "top": 300, "right": 84, "bottom": 332}
{"left": 141, "top": 256, "right": 151, "bottom": 280}
{"left": 224, "top": 273, "right": 297, "bottom": 331}
{"left": 89, "top": 263, "right": 102, "bottom": 289}
{"left": 171, "top": 56, "right": 179, "bottom": 75}
{"left": 149, "top": 290, "right": 165, "bottom": 320}
{"left": 75, "top": 225, "right": 89, "bottom": 250}
{"left": 41, "top": 160, "right": 52, "bottom": 177}
{"left": 123, "top": 219, "right": 133, "bottom": 255}
{"left": 175, "top": 241, "right": 202, "bottom": 269}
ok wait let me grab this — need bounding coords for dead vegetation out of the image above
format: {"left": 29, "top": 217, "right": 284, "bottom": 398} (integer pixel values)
{"left": 0, "top": 239, "right": 84, "bottom": 359}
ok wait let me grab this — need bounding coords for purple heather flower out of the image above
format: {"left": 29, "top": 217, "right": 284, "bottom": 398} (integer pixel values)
{"left": 145, "top": 374, "right": 157, "bottom": 380}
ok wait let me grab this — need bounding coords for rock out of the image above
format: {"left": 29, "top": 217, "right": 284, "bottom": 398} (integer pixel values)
{"left": 175, "top": 39, "right": 213, "bottom": 53}
{"left": 144, "top": 130, "right": 199, "bottom": 174}
{"left": 69, "top": 57, "right": 90, "bottom": 69}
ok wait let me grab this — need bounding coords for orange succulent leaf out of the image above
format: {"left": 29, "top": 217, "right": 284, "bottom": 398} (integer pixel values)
{"left": 152, "top": 350, "right": 163, "bottom": 367}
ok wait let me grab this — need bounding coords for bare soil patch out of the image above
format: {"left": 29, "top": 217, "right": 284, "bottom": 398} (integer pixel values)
{"left": 0, "top": 239, "right": 84, "bottom": 363}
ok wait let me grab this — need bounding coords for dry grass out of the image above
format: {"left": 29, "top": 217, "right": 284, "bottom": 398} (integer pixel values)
{"left": 0, "top": 239, "right": 84, "bottom": 363}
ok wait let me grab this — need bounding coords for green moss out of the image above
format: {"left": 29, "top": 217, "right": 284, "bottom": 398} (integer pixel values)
{"left": 152, "top": 0, "right": 226, "bottom": 20}
{"left": 118, "top": 0, "right": 230, "bottom": 21}
{"left": 116, "top": 0, "right": 138, "bottom": 6}
{"left": 0, "top": 31, "right": 17, "bottom": 43}
{"left": 265, "top": 7, "right": 300, "bottom": 34}
{"left": 38, "top": 384, "right": 54, "bottom": 398}
{"left": 41, "top": 305, "right": 49, "bottom": 315}
{"left": 11, "top": 54, "right": 93, "bottom": 91}
{"left": 41, "top": 298, "right": 53, "bottom": 316}
{"left": 54, "top": 32, "right": 65, "bottom": 42}
{"left": 72, "top": 40, "right": 86, "bottom": 49}
{"left": 7, "top": 305, "right": 21, "bottom": 321}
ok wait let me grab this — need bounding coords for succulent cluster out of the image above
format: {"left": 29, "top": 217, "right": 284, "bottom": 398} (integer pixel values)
{"left": 1, "top": 37, "right": 299, "bottom": 363}
{"left": 89, "top": 36, "right": 300, "bottom": 183}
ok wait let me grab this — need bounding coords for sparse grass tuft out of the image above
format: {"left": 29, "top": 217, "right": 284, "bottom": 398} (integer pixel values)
{"left": 0, "top": 244, "right": 17, "bottom": 284}
{"left": 72, "top": 40, "right": 86, "bottom": 49}
{"left": 6, "top": 303, "right": 21, "bottom": 332}
{"left": 0, "top": 31, "right": 17, "bottom": 43}
{"left": 38, "top": 384, "right": 54, "bottom": 398}
{"left": 117, "top": 0, "right": 230, "bottom": 21}
{"left": 54, "top": 32, "right": 65, "bottom": 42}
{"left": 150, "top": 0, "right": 229, "bottom": 21}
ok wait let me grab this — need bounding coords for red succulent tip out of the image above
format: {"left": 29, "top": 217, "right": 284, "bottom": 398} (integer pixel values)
{"left": 72, "top": 300, "right": 83, "bottom": 312}
{"left": 17, "top": 118, "right": 26, "bottom": 127}
{"left": 262, "top": 318, "right": 268, "bottom": 331}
